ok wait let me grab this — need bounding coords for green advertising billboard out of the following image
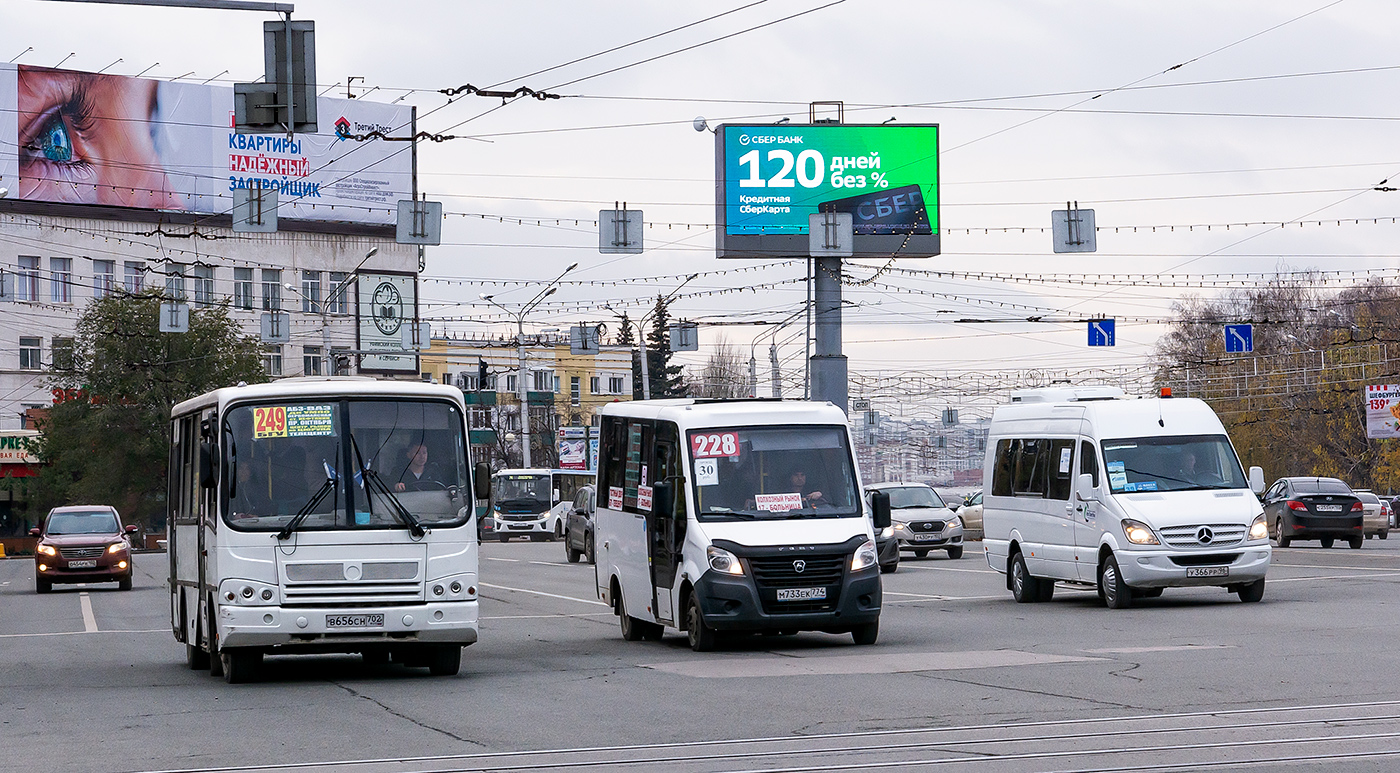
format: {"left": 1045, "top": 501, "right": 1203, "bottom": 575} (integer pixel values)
{"left": 715, "top": 123, "right": 939, "bottom": 258}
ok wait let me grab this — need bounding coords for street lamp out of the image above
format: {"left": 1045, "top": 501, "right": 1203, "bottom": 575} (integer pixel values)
{"left": 480, "top": 262, "right": 578, "bottom": 468}
{"left": 749, "top": 308, "right": 806, "bottom": 398}
{"left": 603, "top": 273, "right": 699, "bottom": 401}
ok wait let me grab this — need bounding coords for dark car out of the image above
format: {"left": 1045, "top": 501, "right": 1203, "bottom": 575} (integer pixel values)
{"left": 564, "top": 484, "right": 596, "bottom": 564}
{"left": 1263, "top": 477, "right": 1364, "bottom": 549}
{"left": 31, "top": 505, "right": 137, "bottom": 593}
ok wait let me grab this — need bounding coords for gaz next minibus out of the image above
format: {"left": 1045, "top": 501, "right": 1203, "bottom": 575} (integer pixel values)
{"left": 594, "top": 399, "right": 891, "bottom": 651}
{"left": 168, "top": 378, "right": 490, "bottom": 683}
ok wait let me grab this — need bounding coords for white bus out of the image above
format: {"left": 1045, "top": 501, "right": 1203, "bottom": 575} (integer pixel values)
{"left": 167, "top": 377, "right": 490, "bottom": 683}
{"left": 486, "top": 468, "right": 594, "bottom": 541}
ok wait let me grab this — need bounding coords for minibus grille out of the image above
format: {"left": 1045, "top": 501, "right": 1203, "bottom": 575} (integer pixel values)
{"left": 500, "top": 514, "right": 541, "bottom": 522}
{"left": 749, "top": 555, "right": 845, "bottom": 614}
{"left": 1158, "top": 524, "right": 1246, "bottom": 549}
{"left": 282, "top": 561, "right": 423, "bottom": 605}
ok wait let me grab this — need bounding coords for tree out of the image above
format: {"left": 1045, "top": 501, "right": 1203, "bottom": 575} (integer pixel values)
{"left": 614, "top": 312, "right": 644, "bottom": 400}
{"left": 19, "top": 293, "right": 267, "bottom": 531}
{"left": 688, "top": 336, "right": 749, "bottom": 398}
{"left": 645, "top": 294, "right": 686, "bottom": 398}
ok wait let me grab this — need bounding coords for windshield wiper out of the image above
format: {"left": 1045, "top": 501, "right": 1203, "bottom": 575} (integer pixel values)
{"left": 351, "top": 436, "right": 427, "bottom": 538}
{"left": 277, "top": 457, "right": 340, "bottom": 541}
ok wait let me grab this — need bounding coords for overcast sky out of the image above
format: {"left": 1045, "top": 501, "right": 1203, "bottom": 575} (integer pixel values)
{"left": 5, "top": 0, "right": 1398, "bottom": 398}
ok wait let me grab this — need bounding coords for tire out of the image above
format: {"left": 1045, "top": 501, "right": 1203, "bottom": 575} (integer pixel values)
{"left": 1350, "top": 536, "right": 1363, "bottom": 549}
{"left": 1382, "top": 531, "right": 1389, "bottom": 540}
{"left": 186, "top": 644, "right": 209, "bottom": 671}
{"left": 1321, "top": 537, "right": 1335, "bottom": 549}
{"left": 1236, "top": 578, "right": 1265, "bottom": 603}
{"left": 618, "top": 594, "right": 649, "bottom": 642}
{"left": 35, "top": 577, "right": 51, "bottom": 594}
{"left": 880, "top": 559, "right": 899, "bottom": 574}
{"left": 553, "top": 522, "right": 563, "bottom": 541}
{"left": 207, "top": 608, "right": 224, "bottom": 677}
{"left": 566, "top": 541, "right": 582, "bottom": 563}
{"left": 1276, "top": 522, "right": 1291, "bottom": 548}
{"left": 686, "top": 594, "right": 717, "bottom": 652}
{"left": 1036, "top": 579, "right": 1055, "bottom": 602}
{"left": 1100, "top": 555, "right": 1133, "bottom": 609}
{"left": 913, "top": 549, "right": 929, "bottom": 558}
{"left": 851, "top": 620, "right": 879, "bottom": 646}
{"left": 498, "top": 535, "right": 511, "bottom": 543}
{"left": 947, "top": 545, "right": 964, "bottom": 560}
{"left": 361, "top": 649, "right": 389, "bottom": 667}
{"left": 221, "top": 648, "right": 260, "bottom": 684}
{"left": 585, "top": 535, "right": 596, "bottom": 564}
{"left": 1010, "top": 552, "right": 1041, "bottom": 603}
{"left": 428, "top": 645, "right": 462, "bottom": 676}
{"left": 118, "top": 575, "right": 132, "bottom": 591}
{"left": 642, "top": 622, "right": 665, "bottom": 642}
{"left": 1136, "top": 588, "right": 1164, "bottom": 598}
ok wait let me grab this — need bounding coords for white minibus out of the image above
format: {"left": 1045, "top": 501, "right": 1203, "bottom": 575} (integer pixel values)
{"left": 486, "top": 468, "right": 594, "bottom": 541}
{"left": 168, "top": 377, "right": 490, "bottom": 682}
{"left": 982, "top": 386, "right": 1270, "bottom": 609}
{"left": 594, "top": 399, "right": 891, "bottom": 651}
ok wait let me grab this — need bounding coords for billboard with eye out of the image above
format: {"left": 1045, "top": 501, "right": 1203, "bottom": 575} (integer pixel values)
{"left": 0, "top": 64, "right": 410, "bottom": 226}
{"left": 715, "top": 123, "right": 940, "bottom": 258}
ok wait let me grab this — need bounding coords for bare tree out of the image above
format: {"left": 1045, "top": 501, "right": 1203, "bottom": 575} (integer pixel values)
{"left": 689, "top": 336, "right": 749, "bottom": 399}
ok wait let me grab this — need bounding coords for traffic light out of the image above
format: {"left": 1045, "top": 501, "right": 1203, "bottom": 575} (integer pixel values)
{"left": 478, "top": 360, "right": 489, "bottom": 391}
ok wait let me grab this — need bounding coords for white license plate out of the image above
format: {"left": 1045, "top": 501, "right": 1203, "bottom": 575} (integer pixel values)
{"left": 68, "top": 559, "right": 98, "bottom": 569}
{"left": 325, "top": 613, "right": 384, "bottom": 629}
{"left": 776, "top": 587, "right": 827, "bottom": 601}
{"left": 913, "top": 534, "right": 940, "bottom": 542}
{"left": 1315, "top": 505, "right": 1344, "bottom": 512}
{"left": 1185, "top": 566, "right": 1229, "bottom": 578}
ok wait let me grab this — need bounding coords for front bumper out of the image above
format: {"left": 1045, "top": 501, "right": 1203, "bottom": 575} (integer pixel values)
{"left": 35, "top": 554, "right": 131, "bottom": 584}
{"left": 692, "top": 567, "right": 881, "bottom": 634}
{"left": 217, "top": 600, "right": 479, "bottom": 649}
{"left": 1115, "top": 546, "right": 1271, "bottom": 588}
{"left": 490, "top": 515, "right": 550, "bottom": 535}
{"left": 898, "top": 530, "right": 964, "bottom": 551}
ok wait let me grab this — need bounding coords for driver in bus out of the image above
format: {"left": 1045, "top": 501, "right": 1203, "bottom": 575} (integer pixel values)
{"left": 788, "top": 469, "right": 827, "bottom": 507}
{"left": 394, "top": 442, "right": 444, "bottom": 491}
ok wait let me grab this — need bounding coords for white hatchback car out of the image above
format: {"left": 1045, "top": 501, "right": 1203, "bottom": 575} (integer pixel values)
{"left": 865, "top": 482, "right": 965, "bottom": 559}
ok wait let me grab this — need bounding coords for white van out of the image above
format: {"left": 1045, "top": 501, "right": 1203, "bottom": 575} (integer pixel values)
{"left": 594, "top": 399, "right": 891, "bottom": 651}
{"left": 982, "top": 386, "right": 1271, "bottom": 608}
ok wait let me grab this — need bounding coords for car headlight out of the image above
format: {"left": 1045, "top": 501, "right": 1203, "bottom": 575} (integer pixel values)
{"left": 1249, "top": 514, "right": 1268, "bottom": 541}
{"left": 706, "top": 546, "right": 744, "bottom": 576}
{"left": 879, "top": 526, "right": 894, "bottom": 539}
{"left": 851, "top": 539, "right": 878, "bottom": 572}
{"left": 892, "top": 522, "right": 907, "bottom": 532}
{"left": 945, "top": 516, "right": 963, "bottom": 531}
{"left": 1122, "top": 518, "right": 1160, "bottom": 545}
{"left": 107, "top": 542, "right": 126, "bottom": 554}
{"left": 37, "top": 544, "right": 57, "bottom": 557}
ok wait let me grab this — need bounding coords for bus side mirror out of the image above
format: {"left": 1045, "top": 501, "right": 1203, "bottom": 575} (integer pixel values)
{"left": 474, "top": 462, "right": 492, "bottom": 500}
{"left": 199, "top": 442, "right": 215, "bottom": 489}
{"left": 1075, "top": 473, "right": 1098, "bottom": 502}
{"left": 870, "top": 490, "right": 891, "bottom": 529}
{"left": 1249, "top": 466, "right": 1265, "bottom": 495}
{"left": 654, "top": 481, "right": 675, "bottom": 520}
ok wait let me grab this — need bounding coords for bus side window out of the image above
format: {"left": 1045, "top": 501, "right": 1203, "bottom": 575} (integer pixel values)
{"left": 1080, "top": 440, "right": 1099, "bottom": 487}
{"left": 600, "top": 417, "right": 625, "bottom": 506}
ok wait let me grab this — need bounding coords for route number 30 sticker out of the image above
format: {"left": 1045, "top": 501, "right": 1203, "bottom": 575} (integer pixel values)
{"left": 691, "top": 432, "right": 739, "bottom": 458}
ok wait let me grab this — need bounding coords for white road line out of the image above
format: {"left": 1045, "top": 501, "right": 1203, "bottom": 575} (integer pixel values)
{"left": 479, "top": 582, "right": 608, "bottom": 607}
{"left": 1085, "top": 645, "right": 1236, "bottom": 654}
{"left": 895, "top": 563, "right": 999, "bottom": 575}
{"left": 529, "top": 560, "right": 576, "bottom": 567}
{"left": 482, "top": 613, "right": 613, "bottom": 620}
{"left": 484, "top": 557, "right": 521, "bottom": 563}
{"left": 1269, "top": 571, "right": 1400, "bottom": 582}
{"left": 79, "top": 592, "right": 98, "bottom": 633}
{"left": 0, "top": 629, "right": 166, "bottom": 639}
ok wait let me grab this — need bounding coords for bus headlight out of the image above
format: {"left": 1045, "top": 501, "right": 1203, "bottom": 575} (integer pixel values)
{"left": 1122, "top": 518, "right": 1160, "bottom": 545}
{"left": 706, "top": 546, "right": 744, "bottom": 576}
{"left": 851, "top": 540, "right": 878, "bottom": 572}
{"left": 1249, "top": 514, "right": 1269, "bottom": 541}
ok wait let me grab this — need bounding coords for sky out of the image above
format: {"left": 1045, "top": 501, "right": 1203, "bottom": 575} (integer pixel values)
{"left": 4, "top": 0, "right": 1399, "bottom": 410}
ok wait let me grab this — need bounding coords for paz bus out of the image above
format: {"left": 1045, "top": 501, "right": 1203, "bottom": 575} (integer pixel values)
{"left": 167, "top": 377, "right": 489, "bottom": 683}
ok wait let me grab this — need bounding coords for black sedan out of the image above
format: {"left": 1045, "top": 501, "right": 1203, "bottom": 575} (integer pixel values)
{"left": 564, "top": 484, "right": 596, "bottom": 564}
{"left": 1263, "top": 477, "right": 1364, "bottom": 549}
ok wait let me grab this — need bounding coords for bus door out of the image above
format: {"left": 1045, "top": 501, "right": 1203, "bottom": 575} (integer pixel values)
{"left": 649, "top": 423, "right": 683, "bottom": 625}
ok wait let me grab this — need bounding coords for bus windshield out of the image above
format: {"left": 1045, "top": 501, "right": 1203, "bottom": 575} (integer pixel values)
{"left": 1100, "top": 433, "right": 1249, "bottom": 493}
{"left": 223, "top": 399, "right": 470, "bottom": 532}
{"left": 688, "top": 425, "right": 859, "bottom": 521}
{"left": 494, "top": 474, "right": 551, "bottom": 511}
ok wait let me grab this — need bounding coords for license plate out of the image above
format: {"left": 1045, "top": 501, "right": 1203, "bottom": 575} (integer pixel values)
{"left": 913, "top": 534, "right": 940, "bottom": 542}
{"left": 1185, "top": 566, "right": 1229, "bottom": 578}
{"left": 68, "top": 559, "right": 98, "bottom": 569}
{"left": 1315, "top": 505, "right": 1344, "bottom": 512}
{"left": 325, "top": 613, "right": 384, "bottom": 629}
{"left": 776, "top": 587, "right": 827, "bottom": 601}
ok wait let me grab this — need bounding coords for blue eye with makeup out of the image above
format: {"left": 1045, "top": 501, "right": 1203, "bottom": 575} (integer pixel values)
{"left": 38, "top": 116, "right": 74, "bottom": 162}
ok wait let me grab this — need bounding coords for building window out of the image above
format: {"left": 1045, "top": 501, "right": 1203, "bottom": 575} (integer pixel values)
{"left": 191, "top": 265, "right": 214, "bottom": 305}
{"left": 570, "top": 376, "right": 580, "bottom": 406}
{"left": 165, "top": 263, "right": 186, "bottom": 300}
{"left": 124, "top": 261, "right": 144, "bottom": 293}
{"left": 303, "top": 345, "right": 322, "bottom": 376}
{"left": 609, "top": 375, "right": 625, "bottom": 394}
{"left": 532, "top": 370, "right": 553, "bottom": 392}
{"left": 590, "top": 375, "right": 600, "bottom": 394}
{"left": 261, "top": 269, "right": 281, "bottom": 310}
{"left": 17, "top": 256, "right": 39, "bottom": 302}
{"left": 19, "top": 337, "right": 41, "bottom": 370}
{"left": 327, "top": 271, "right": 348, "bottom": 315}
{"left": 93, "top": 260, "right": 115, "bottom": 299}
{"left": 233, "top": 268, "right": 253, "bottom": 309}
{"left": 301, "top": 270, "right": 322, "bottom": 313}
{"left": 51, "top": 337, "right": 74, "bottom": 371}
{"left": 51, "top": 258, "right": 72, "bottom": 303}
{"left": 506, "top": 374, "right": 518, "bottom": 393}
{"left": 262, "top": 345, "right": 283, "bottom": 377}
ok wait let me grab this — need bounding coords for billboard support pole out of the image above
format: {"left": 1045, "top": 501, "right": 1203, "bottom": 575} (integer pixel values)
{"left": 810, "top": 255, "right": 848, "bottom": 415}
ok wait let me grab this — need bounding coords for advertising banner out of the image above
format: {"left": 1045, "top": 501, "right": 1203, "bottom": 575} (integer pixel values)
{"left": 716, "top": 123, "right": 939, "bottom": 258}
{"left": 1365, "top": 384, "right": 1400, "bottom": 439}
{"left": 1, "top": 64, "right": 411, "bottom": 225}
{"left": 357, "top": 273, "right": 417, "bottom": 372}
{"left": 558, "top": 426, "right": 592, "bottom": 470}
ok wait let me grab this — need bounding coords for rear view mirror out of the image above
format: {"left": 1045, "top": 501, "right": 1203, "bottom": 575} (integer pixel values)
{"left": 947, "top": 503, "right": 961, "bottom": 512}
{"left": 870, "top": 490, "right": 892, "bottom": 529}
{"left": 125, "top": 525, "right": 138, "bottom": 534}
{"left": 1075, "top": 473, "right": 1098, "bottom": 502}
{"left": 1249, "top": 466, "right": 1265, "bottom": 495}
{"left": 474, "top": 462, "right": 492, "bottom": 500}
{"left": 29, "top": 527, "right": 40, "bottom": 537}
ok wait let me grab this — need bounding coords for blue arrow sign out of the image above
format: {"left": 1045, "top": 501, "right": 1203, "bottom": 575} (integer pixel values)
{"left": 1224, "top": 324, "right": 1253, "bottom": 353}
{"left": 1088, "top": 318, "right": 1115, "bottom": 347}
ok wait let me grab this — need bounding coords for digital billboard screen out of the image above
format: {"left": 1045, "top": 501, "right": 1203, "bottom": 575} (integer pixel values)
{"left": 715, "top": 123, "right": 939, "bottom": 258}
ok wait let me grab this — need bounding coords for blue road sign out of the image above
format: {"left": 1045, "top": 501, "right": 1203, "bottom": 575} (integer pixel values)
{"left": 1224, "top": 324, "right": 1254, "bottom": 353}
{"left": 1088, "top": 318, "right": 1115, "bottom": 347}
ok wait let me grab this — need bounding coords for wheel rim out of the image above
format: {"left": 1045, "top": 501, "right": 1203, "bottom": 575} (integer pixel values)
{"left": 1011, "top": 560, "right": 1024, "bottom": 596}
{"left": 1103, "top": 563, "right": 1118, "bottom": 604}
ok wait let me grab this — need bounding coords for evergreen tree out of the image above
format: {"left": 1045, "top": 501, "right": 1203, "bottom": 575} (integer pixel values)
{"left": 646, "top": 294, "right": 686, "bottom": 398}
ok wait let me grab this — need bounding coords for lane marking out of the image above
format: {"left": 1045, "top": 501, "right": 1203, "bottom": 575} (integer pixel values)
{"left": 484, "top": 557, "right": 521, "bottom": 563}
{"left": 1270, "top": 571, "right": 1400, "bottom": 582}
{"left": 642, "top": 649, "right": 1106, "bottom": 678}
{"left": 0, "top": 629, "right": 167, "bottom": 639}
{"left": 529, "top": 560, "right": 578, "bottom": 567}
{"left": 894, "top": 563, "right": 999, "bottom": 575}
{"left": 479, "top": 582, "right": 607, "bottom": 607}
{"left": 482, "top": 613, "right": 613, "bottom": 620}
{"left": 1085, "top": 644, "right": 1236, "bottom": 654}
{"left": 79, "top": 592, "right": 98, "bottom": 633}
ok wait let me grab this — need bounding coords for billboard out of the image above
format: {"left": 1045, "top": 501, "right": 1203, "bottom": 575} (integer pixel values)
{"left": 715, "top": 123, "right": 939, "bottom": 258}
{"left": 1365, "top": 384, "right": 1400, "bottom": 439}
{"left": 0, "top": 64, "right": 411, "bottom": 226}
{"left": 357, "top": 273, "right": 418, "bottom": 373}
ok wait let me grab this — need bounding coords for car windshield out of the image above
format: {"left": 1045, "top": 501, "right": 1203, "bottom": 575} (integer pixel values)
{"left": 1101, "top": 433, "right": 1249, "bottom": 493}
{"left": 495, "top": 475, "right": 551, "bottom": 507}
{"left": 882, "top": 486, "right": 945, "bottom": 509}
{"left": 689, "top": 425, "right": 859, "bottom": 521}
{"left": 47, "top": 511, "right": 119, "bottom": 535}
{"left": 224, "top": 399, "right": 471, "bottom": 532}
{"left": 1293, "top": 479, "right": 1352, "bottom": 496}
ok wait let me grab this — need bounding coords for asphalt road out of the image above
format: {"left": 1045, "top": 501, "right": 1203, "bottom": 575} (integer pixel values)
{"left": 4, "top": 536, "right": 1400, "bottom": 773}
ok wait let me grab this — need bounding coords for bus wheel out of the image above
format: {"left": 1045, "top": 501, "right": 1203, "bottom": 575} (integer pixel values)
{"left": 186, "top": 644, "right": 209, "bottom": 671}
{"left": 686, "top": 595, "right": 717, "bottom": 652}
{"left": 851, "top": 620, "right": 879, "bottom": 645}
{"left": 620, "top": 607, "right": 648, "bottom": 642}
{"left": 221, "top": 648, "right": 261, "bottom": 684}
{"left": 428, "top": 645, "right": 462, "bottom": 676}
{"left": 1100, "top": 555, "right": 1133, "bottom": 610}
